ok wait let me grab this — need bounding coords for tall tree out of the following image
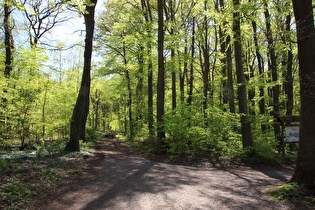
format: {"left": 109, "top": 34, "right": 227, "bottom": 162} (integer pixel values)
{"left": 164, "top": 0, "right": 178, "bottom": 110}
{"left": 141, "top": 0, "right": 154, "bottom": 138}
{"left": 290, "top": 0, "right": 315, "bottom": 189}
{"left": 249, "top": 1, "right": 266, "bottom": 129}
{"left": 156, "top": 0, "right": 165, "bottom": 151}
{"left": 66, "top": 0, "right": 97, "bottom": 151}
{"left": 233, "top": 0, "right": 254, "bottom": 148}
{"left": 20, "top": 0, "right": 70, "bottom": 48}
{"left": 3, "top": 0, "right": 14, "bottom": 77}
{"left": 262, "top": 0, "right": 281, "bottom": 145}
{"left": 187, "top": 17, "right": 195, "bottom": 106}
{"left": 122, "top": 40, "right": 134, "bottom": 140}
{"left": 200, "top": 0, "right": 211, "bottom": 121}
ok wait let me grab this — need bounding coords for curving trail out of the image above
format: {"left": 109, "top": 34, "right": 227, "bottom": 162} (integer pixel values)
{"left": 33, "top": 139, "right": 296, "bottom": 210}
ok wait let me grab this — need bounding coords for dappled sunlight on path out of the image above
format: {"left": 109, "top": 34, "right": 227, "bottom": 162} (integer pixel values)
{"left": 36, "top": 139, "right": 295, "bottom": 210}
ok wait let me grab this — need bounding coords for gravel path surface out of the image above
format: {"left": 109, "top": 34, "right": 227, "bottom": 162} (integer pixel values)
{"left": 33, "top": 139, "right": 297, "bottom": 210}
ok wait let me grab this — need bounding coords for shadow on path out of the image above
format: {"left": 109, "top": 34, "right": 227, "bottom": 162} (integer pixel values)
{"left": 37, "top": 139, "right": 295, "bottom": 210}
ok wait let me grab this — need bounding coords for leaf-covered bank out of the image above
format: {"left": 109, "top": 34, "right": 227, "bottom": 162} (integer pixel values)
{"left": 0, "top": 140, "right": 94, "bottom": 209}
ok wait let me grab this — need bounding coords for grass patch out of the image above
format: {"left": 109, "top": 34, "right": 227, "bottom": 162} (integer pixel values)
{"left": 271, "top": 182, "right": 315, "bottom": 209}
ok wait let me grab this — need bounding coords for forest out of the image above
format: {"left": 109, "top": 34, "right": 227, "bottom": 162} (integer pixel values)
{"left": 1, "top": 0, "right": 315, "bottom": 206}
{"left": 1, "top": 0, "right": 299, "bottom": 158}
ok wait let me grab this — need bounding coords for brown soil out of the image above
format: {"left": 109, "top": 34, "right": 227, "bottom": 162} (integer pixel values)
{"left": 30, "top": 139, "right": 299, "bottom": 210}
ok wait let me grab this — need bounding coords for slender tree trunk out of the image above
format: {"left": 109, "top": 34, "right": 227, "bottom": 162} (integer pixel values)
{"left": 263, "top": 0, "right": 281, "bottom": 144}
{"left": 122, "top": 43, "right": 134, "bottom": 140}
{"left": 4, "top": 2, "right": 13, "bottom": 78}
{"left": 187, "top": 17, "right": 195, "bottom": 106}
{"left": 171, "top": 49, "right": 177, "bottom": 110}
{"left": 251, "top": 16, "right": 266, "bottom": 131}
{"left": 180, "top": 43, "right": 188, "bottom": 104}
{"left": 201, "top": 0, "right": 210, "bottom": 122}
{"left": 157, "top": 0, "right": 166, "bottom": 150}
{"left": 226, "top": 36, "right": 235, "bottom": 113}
{"left": 66, "top": 0, "right": 97, "bottom": 151}
{"left": 248, "top": 64, "right": 256, "bottom": 116}
{"left": 147, "top": 47, "right": 154, "bottom": 138}
{"left": 283, "top": 14, "right": 294, "bottom": 116}
{"left": 218, "top": 0, "right": 235, "bottom": 113}
{"left": 93, "top": 90, "right": 100, "bottom": 130}
{"left": 125, "top": 69, "right": 134, "bottom": 140}
{"left": 2, "top": 2, "right": 14, "bottom": 140}
{"left": 290, "top": 0, "right": 315, "bottom": 189}
{"left": 169, "top": 0, "right": 177, "bottom": 110}
{"left": 219, "top": 25, "right": 228, "bottom": 106}
{"left": 233, "top": 0, "right": 254, "bottom": 148}
{"left": 141, "top": 0, "right": 154, "bottom": 138}
{"left": 42, "top": 81, "right": 49, "bottom": 140}
{"left": 135, "top": 46, "right": 145, "bottom": 135}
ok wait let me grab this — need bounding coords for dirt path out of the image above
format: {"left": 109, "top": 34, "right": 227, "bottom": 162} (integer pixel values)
{"left": 32, "top": 139, "right": 297, "bottom": 210}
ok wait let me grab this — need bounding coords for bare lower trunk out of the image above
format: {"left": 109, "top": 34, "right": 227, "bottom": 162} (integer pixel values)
{"left": 290, "top": 0, "right": 315, "bottom": 189}
{"left": 233, "top": 0, "right": 253, "bottom": 148}
{"left": 156, "top": 0, "right": 165, "bottom": 150}
{"left": 66, "top": 0, "right": 97, "bottom": 151}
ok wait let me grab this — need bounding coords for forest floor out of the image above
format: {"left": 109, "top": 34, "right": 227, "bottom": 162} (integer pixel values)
{"left": 27, "top": 138, "right": 306, "bottom": 210}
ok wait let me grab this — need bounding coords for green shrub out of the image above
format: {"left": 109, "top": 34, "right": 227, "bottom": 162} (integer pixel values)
{"left": 85, "top": 127, "right": 100, "bottom": 142}
{"left": 163, "top": 105, "right": 242, "bottom": 158}
{"left": 272, "top": 182, "right": 315, "bottom": 208}
{"left": 0, "top": 181, "right": 30, "bottom": 209}
{"left": 0, "top": 159, "right": 15, "bottom": 174}
{"left": 35, "top": 138, "right": 67, "bottom": 156}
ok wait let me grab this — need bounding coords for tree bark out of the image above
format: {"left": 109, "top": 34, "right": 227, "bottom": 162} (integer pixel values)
{"left": 218, "top": 0, "right": 235, "bottom": 113}
{"left": 180, "top": 42, "right": 188, "bottom": 104}
{"left": 4, "top": 2, "right": 14, "bottom": 78}
{"left": 187, "top": 17, "right": 195, "bottom": 106}
{"left": 141, "top": 0, "right": 154, "bottom": 138}
{"left": 122, "top": 42, "right": 134, "bottom": 140}
{"left": 263, "top": 0, "right": 281, "bottom": 143}
{"left": 283, "top": 14, "right": 294, "bottom": 116}
{"left": 251, "top": 16, "right": 266, "bottom": 131}
{"left": 168, "top": 0, "right": 177, "bottom": 110}
{"left": 66, "top": 0, "right": 97, "bottom": 151}
{"left": 156, "top": 0, "right": 166, "bottom": 150}
{"left": 290, "top": 0, "right": 315, "bottom": 189}
{"left": 201, "top": 0, "right": 210, "bottom": 122}
{"left": 233, "top": 0, "right": 254, "bottom": 148}
{"left": 226, "top": 35, "right": 235, "bottom": 113}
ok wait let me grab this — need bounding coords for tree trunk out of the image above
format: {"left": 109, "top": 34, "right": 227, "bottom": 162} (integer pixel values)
{"left": 4, "top": 2, "right": 14, "bottom": 78}
{"left": 290, "top": 0, "right": 315, "bottom": 189}
{"left": 125, "top": 68, "right": 134, "bottom": 140}
{"left": 135, "top": 46, "right": 145, "bottom": 135}
{"left": 122, "top": 42, "right": 134, "bottom": 140}
{"left": 226, "top": 35, "right": 235, "bottom": 113}
{"left": 169, "top": 0, "right": 177, "bottom": 110}
{"left": 156, "top": 0, "right": 165, "bottom": 150}
{"left": 233, "top": 0, "right": 254, "bottom": 148}
{"left": 66, "top": 0, "right": 97, "bottom": 151}
{"left": 171, "top": 50, "right": 177, "bottom": 110}
{"left": 141, "top": 0, "right": 154, "bottom": 138}
{"left": 283, "top": 14, "right": 294, "bottom": 116}
{"left": 2, "top": 2, "right": 14, "bottom": 140}
{"left": 251, "top": 16, "right": 266, "bottom": 131}
{"left": 218, "top": 0, "right": 235, "bottom": 113}
{"left": 201, "top": 0, "right": 210, "bottom": 122}
{"left": 147, "top": 48, "right": 154, "bottom": 138}
{"left": 187, "top": 17, "right": 195, "bottom": 106}
{"left": 263, "top": 0, "right": 281, "bottom": 144}
{"left": 180, "top": 43, "right": 188, "bottom": 104}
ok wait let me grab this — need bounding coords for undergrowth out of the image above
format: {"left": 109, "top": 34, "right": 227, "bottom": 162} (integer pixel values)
{"left": 271, "top": 183, "right": 315, "bottom": 209}
{"left": 0, "top": 138, "right": 96, "bottom": 209}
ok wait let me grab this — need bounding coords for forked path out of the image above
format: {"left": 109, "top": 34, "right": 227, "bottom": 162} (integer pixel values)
{"left": 35, "top": 139, "right": 296, "bottom": 210}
